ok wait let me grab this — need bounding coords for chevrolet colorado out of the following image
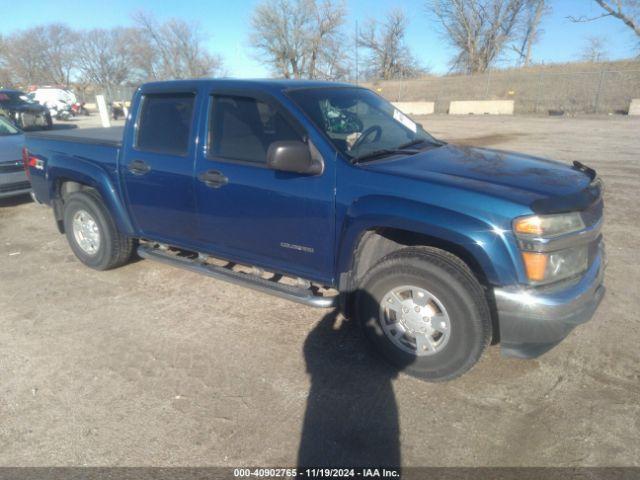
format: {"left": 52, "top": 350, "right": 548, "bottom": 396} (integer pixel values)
{"left": 25, "top": 80, "right": 605, "bottom": 381}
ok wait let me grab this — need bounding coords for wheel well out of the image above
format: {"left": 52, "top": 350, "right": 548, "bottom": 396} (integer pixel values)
{"left": 345, "top": 228, "right": 500, "bottom": 344}
{"left": 348, "top": 228, "right": 487, "bottom": 286}
{"left": 53, "top": 180, "right": 99, "bottom": 233}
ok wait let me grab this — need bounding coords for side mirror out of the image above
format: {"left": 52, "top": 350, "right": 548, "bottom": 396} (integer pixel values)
{"left": 266, "top": 140, "right": 323, "bottom": 175}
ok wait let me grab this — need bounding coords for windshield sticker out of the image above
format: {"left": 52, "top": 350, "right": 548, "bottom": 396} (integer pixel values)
{"left": 393, "top": 109, "right": 417, "bottom": 133}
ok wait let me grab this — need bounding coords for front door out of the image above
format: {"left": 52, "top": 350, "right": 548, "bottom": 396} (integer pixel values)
{"left": 121, "top": 91, "right": 198, "bottom": 244}
{"left": 194, "top": 92, "right": 335, "bottom": 284}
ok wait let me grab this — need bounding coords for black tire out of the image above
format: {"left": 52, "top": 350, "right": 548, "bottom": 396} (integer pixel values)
{"left": 62, "top": 191, "right": 134, "bottom": 270}
{"left": 355, "top": 247, "right": 492, "bottom": 382}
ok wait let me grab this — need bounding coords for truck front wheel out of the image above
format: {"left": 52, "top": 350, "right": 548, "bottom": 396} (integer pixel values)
{"left": 356, "top": 247, "right": 492, "bottom": 382}
{"left": 62, "top": 191, "right": 134, "bottom": 270}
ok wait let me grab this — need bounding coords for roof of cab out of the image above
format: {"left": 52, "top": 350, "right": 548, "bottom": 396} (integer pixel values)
{"left": 138, "top": 78, "right": 357, "bottom": 93}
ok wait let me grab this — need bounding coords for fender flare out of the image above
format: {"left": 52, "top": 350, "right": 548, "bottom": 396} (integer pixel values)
{"left": 47, "top": 153, "right": 135, "bottom": 235}
{"left": 336, "top": 195, "right": 523, "bottom": 287}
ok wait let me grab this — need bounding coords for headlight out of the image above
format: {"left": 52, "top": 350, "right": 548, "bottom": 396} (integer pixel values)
{"left": 513, "top": 212, "right": 584, "bottom": 237}
{"left": 514, "top": 212, "right": 590, "bottom": 285}
{"left": 521, "top": 246, "right": 589, "bottom": 284}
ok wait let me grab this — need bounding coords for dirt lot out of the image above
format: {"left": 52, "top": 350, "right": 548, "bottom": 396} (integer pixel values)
{"left": 1, "top": 115, "right": 639, "bottom": 467}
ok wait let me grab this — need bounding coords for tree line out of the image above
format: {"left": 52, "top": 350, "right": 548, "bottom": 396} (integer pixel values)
{"left": 253, "top": 0, "right": 639, "bottom": 80}
{"left": 0, "top": 12, "right": 224, "bottom": 90}
{"left": 0, "top": 0, "right": 638, "bottom": 90}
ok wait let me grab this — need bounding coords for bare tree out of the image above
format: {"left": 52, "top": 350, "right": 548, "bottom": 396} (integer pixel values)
{"left": 580, "top": 35, "right": 609, "bottom": 62}
{"left": 357, "top": 9, "right": 422, "bottom": 80}
{"left": 512, "top": 0, "right": 549, "bottom": 66}
{"left": 37, "top": 24, "right": 77, "bottom": 85}
{"left": 0, "top": 34, "right": 11, "bottom": 86}
{"left": 75, "top": 28, "right": 134, "bottom": 93}
{"left": 569, "top": 1, "right": 640, "bottom": 38}
{"left": 428, "top": 0, "right": 528, "bottom": 73}
{"left": 133, "top": 12, "right": 224, "bottom": 80}
{"left": 1, "top": 24, "right": 76, "bottom": 86}
{"left": 250, "top": 0, "right": 348, "bottom": 79}
{"left": 120, "top": 27, "right": 159, "bottom": 82}
{"left": 307, "top": 0, "right": 348, "bottom": 78}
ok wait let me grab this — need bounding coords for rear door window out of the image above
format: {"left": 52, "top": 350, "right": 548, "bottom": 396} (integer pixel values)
{"left": 136, "top": 93, "right": 195, "bottom": 155}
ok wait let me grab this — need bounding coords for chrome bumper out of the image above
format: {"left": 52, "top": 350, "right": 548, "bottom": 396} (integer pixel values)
{"left": 494, "top": 248, "right": 605, "bottom": 358}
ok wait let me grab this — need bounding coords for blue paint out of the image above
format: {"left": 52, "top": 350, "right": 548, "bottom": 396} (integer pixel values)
{"left": 27, "top": 79, "right": 594, "bottom": 288}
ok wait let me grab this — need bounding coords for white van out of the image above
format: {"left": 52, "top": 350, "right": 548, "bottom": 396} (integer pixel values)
{"left": 30, "top": 88, "right": 77, "bottom": 109}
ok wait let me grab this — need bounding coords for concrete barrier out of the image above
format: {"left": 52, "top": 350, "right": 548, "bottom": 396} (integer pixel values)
{"left": 95, "top": 95, "right": 111, "bottom": 128}
{"left": 449, "top": 100, "right": 514, "bottom": 115}
{"left": 392, "top": 101, "right": 435, "bottom": 115}
{"left": 629, "top": 99, "right": 640, "bottom": 115}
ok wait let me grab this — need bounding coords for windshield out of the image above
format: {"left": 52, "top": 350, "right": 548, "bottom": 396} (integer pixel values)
{"left": 0, "top": 116, "right": 20, "bottom": 135}
{"left": 287, "top": 87, "right": 439, "bottom": 161}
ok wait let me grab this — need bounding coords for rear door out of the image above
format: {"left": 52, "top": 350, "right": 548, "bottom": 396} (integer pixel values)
{"left": 193, "top": 89, "right": 336, "bottom": 284}
{"left": 121, "top": 91, "right": 198, "bottom": 244}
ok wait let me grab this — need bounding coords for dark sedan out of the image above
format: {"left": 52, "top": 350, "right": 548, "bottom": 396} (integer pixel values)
{"left": 0, "top": 115, "right": 30, "bottom": 198}
{"left": 0, "top": 89, "right": 52, "bottom": 130}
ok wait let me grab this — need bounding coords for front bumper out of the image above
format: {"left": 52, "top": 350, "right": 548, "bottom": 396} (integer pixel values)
{"left": 494, "top": 248, "right": 605, "bottom": 358}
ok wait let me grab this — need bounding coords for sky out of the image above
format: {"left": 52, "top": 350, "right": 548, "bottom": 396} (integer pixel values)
{"left": 2, "top": 0, "right": 638, "bottom": 77}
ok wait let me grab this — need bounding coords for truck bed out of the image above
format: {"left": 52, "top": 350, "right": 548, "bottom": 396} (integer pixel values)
{"left": 27, "top": 127, "right": 124, "bottom": 148}
{"left": 26, "top": 126, "right": 123, "bottom": 206}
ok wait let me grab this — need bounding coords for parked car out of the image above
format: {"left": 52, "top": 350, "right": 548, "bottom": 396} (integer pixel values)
{"left": 24, "top": 79, "right": 605, "bottom": 381}
{"left": 29, "top": 87, "right": 78, "bottom": 120}
{"left": 0, "top": 116, "right": 30, "bottom": 199}
{"left": 29, "top": 87, "right": 77, "bottom": 108}
{"left": 0, "top": 89, "right": 52, "bottom": 130}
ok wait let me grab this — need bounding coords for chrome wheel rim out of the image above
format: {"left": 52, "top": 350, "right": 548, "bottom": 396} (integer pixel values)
{"left": 72, "top": 210, "right": 100, "bottom": 255}
{"left": 380, "top": 285, "right": 451, "bottom": 356}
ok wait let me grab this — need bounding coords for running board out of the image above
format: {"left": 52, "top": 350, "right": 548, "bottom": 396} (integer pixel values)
{"left": 137, "top": 244, "right": 337, "bottom": 308}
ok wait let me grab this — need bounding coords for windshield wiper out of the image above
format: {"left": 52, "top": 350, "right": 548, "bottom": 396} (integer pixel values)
{"left": 352, "top": 148, "right": 420, "bottom": 164}
{"left": 398, "top": 138, "right": 446, "bottom": 149}
{"left": 397, "top": 139, "right": 428, "bottom": 149}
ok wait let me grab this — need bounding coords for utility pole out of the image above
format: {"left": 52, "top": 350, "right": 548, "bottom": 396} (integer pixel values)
{"left": 355, "top": 20, "right": 359, "bottom": 85}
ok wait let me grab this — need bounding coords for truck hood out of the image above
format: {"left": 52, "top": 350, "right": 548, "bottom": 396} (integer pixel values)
{"left": 362, "top": 144, "right": 594, "bottom": 209}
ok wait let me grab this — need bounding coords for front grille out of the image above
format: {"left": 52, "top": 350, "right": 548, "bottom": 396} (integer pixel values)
{"left": 0, "top": 181, "right": 30, "bottom": 193}
{"left": 0, "top": 160, "right": 24, "bottom": 173}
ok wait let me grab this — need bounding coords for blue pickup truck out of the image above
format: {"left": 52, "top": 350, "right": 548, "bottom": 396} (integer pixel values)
{"left": 25, "top": 79, "right": 605, "bottom": 381}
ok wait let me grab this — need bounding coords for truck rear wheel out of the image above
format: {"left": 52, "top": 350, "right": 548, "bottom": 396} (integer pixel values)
{"left": 62, "top": 191, "right": 134, "bottom": 270}
{"left": 355, "top": 247, "right": 491, "bottom": 382}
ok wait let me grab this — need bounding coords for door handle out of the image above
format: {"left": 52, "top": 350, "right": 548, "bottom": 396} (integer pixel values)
{"left": 127, "top": 159, "right": 151, "bottom": 175}
{"left": 198, "top": 169, "right": 229, "bottom": 188}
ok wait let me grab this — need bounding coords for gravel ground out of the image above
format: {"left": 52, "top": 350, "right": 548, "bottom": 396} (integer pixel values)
{"left": 0, "top": 115, "right": 638, "bottom": 467}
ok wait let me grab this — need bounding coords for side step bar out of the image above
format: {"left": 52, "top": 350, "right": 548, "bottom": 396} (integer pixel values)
{"left": 137, "top": 244, "right": 338, "bottom": 308}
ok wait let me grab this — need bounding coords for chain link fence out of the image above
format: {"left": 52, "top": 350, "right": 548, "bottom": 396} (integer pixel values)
{"left": 72, "top": 68, "right": 640, "bottom": 116}
{"left": 76, "top": 85, "right": 138, "bottom": 105}
{"left": 364, "top": 69, "right": 640, "bottom": 115}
